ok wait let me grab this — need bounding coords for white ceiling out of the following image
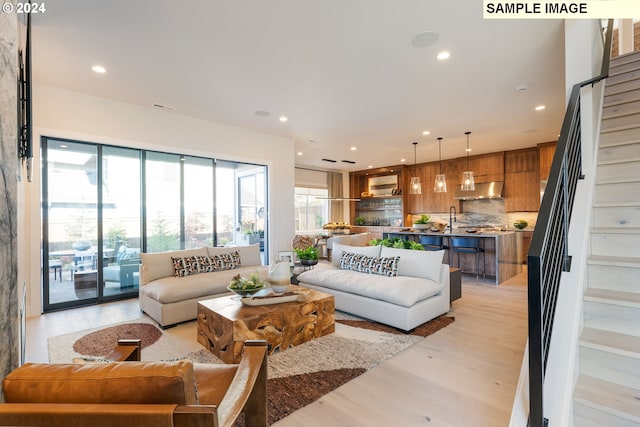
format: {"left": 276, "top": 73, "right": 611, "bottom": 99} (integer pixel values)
{"left": 32, "top": 1, "right": 566, "bottom": 171}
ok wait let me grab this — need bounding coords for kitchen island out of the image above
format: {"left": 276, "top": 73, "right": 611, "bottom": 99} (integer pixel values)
{"left": 380, "top": 229, "right": 521, "bottom": 285}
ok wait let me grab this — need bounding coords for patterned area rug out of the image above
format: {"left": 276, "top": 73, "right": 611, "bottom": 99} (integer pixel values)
{"left": 48, "top": 313, "right": 454, "bottom": 425}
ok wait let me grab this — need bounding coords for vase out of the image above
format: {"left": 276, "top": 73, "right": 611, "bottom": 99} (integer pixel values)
{"left": 300, "top": 258, "right": 318, "bottom": 267}
{"left": 268, "top": 260, "right": 291, "bottom": 286}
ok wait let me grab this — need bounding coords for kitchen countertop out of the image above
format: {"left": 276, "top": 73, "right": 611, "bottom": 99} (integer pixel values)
{"left": 383, "top": 229, "right": 516, "bottom": 237}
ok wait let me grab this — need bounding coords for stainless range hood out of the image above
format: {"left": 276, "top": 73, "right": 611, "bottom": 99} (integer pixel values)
{"left": 454, "top": 181, "right": 504, "bottom": 200}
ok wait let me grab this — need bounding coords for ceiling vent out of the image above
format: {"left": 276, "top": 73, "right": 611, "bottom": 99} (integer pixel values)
{"left": 341, "top": 160, "right": 356, "bottom": 164}
{"left": 321, "top": 158, "right": 337, "bottom": 163}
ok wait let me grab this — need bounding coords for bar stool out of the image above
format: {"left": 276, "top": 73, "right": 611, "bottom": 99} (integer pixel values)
{"left": 450, "top": 237, "right": 485, "bottom": 281}
{"left": 419, "top": 235, "right": 448, "bottom": 251}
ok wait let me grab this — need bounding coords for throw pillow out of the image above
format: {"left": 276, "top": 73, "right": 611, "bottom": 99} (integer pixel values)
{"left": 339, "top": 252, "right": 400, "bottom": 277}
{"left": 331, "top": 243, "right": 381, "bottom": 267}
{"left": 379, "top": 247, "right": 445, "bottom": 282}
{"left": 194, "top": 251, "right": 242, "bottom": 273}
{"left": 172, "top": 256, "right": 200, "bottom": 277}
{"left": 215, "top": 250, "right": 242, "bottom": 270}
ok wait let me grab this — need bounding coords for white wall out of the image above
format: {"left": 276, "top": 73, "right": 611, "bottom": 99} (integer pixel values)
{"left": 24, "top": 83, "right": 295, "bottom": 316}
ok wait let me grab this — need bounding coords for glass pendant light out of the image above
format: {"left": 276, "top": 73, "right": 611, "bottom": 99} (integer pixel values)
{"left": 461, "top": 131, "right": 475, "bottom": 191}
{"left": 434, "top": 137, "right": 447, "bottom": 193}
{"left": 409, "top": 142, "right": 422, "bottom": 195}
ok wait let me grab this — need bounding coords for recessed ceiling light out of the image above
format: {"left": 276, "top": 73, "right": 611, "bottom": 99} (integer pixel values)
{"left": 436, "top": 51, "right": 450, "bottom": 60}
{"left": 279, "top": 116, "right": 288, "bottom": 122}
{"left": 60, "top": 144, "right": 68, "bottom": 149}
{"left": 535, "top": 105, "right": 546, "bottom": 111}
{"left": 368, "top": 165, "right": 373, "bottom": 169}
{"left": 350, "top": 146, "right": 357, "bottom": 151}
{"left": 411, "top": 32, "right": 439, "bottom": 48}
{"left": 91, "top": 65, "right": 106, "bottom": 73}
{"left": 297, "top": 151, "right": 303, "bottom": 156}
{"left": 422, "top": 130, "right": 430, "bottom": 136}
{"left": 255, "top": 110, "right": 270, "bottom": 117}
{"left": 401, "top": 158, "right": 406, "bottom": 163}
{"left": 466, "top": 147, "right": 472, "bottom": 152}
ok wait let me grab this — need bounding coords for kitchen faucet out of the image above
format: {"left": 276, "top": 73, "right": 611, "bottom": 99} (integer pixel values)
{"left": 449, "top": 205, "right": 457, "bottom": 233}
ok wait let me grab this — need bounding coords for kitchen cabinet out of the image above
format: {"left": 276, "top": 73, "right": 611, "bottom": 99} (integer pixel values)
{"left": 518, "top": 231, "right": 533, "bottom": 264}
{"left": 504, "top": 148, "right": 540, "bottom": 212}
{"left": 538, "top": 141, "right": 557, "bottom": 181}
{"left": 405, "top": 159, "right": 460, "bottom": 214}
{"left": 464, "top": 152, "right": 505, "bottom": 183}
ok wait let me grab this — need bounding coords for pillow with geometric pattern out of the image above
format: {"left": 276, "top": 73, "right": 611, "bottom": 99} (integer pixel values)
{"left": 339, "top": 252, "right": 400, "bottom": 277}
{"left": 171, "top": 256, "right": 200, "bottom": 277}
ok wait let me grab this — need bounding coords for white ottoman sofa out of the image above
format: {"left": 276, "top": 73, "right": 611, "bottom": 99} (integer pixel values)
{"left": 139, "top": 244, "right": 267, "bottom": 328}
{"left": 297, "top": 243, "right": 450, "bottom": 331}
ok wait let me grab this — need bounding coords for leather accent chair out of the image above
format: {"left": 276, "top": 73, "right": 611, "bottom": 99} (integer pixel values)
{"left": 0, "top": 340, "right": 268, "bottom": 427}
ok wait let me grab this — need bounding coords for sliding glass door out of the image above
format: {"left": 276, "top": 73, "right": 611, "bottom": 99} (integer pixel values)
{"left": 42, "top": 137, "right": 268, "bottom": 312}
{"left": 101, "top": 147, "right": 142, "bottom": 298}
{"left": 43, "top": 140, "right": 99, "bottom": 309}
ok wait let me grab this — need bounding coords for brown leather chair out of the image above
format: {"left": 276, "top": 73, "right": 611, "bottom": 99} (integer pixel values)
{"left": 0, "top": 340, "right": 268, "bottom": 427}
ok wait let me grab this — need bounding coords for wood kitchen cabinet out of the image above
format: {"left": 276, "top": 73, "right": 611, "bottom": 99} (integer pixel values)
{"left": 538, "top": 141, "right": 557, "bottom": 181}
{"left": 464, "top": 152, "right": 505, "bottom": 183}
{"left": 404, "top": 160, "right": 460, "bottom": 214}
{"left": 504, "top": 148, "right": 539, "bottom": 212}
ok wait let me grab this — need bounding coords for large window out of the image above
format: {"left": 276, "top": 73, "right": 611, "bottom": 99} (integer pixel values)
{"left": 42, "top": 137, "right": 268, "bottom": 312}
{"left": 184, "top": 157, "right": 214, "bottom": 249}
{"left": 145, "top": 152, "right": 181, "bottom": 253}
{"left": 295, "top": 187, "right": 328, "bottom": 232}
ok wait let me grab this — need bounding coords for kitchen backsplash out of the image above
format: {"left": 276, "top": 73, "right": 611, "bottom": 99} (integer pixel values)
{"left": 412, "top": 199, "right": 537, "bottom": 230}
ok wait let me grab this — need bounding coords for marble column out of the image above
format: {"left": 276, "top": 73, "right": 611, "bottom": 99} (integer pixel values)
{"left": 0, "top": 2, "right": 19, "bottom": 402}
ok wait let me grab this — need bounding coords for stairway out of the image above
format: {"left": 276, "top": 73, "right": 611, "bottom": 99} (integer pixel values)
{"left": 573, "top": 51, "right": 640, "bottom": 426}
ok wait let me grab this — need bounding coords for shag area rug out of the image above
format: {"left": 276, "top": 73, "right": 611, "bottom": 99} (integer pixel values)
{"left": 48, "top": 313, "right": 454, "bottom": 425}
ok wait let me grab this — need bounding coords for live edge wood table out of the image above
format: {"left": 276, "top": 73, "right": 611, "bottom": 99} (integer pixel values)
{"left": 197, "top": 287, "right": 335, "bottom": 363}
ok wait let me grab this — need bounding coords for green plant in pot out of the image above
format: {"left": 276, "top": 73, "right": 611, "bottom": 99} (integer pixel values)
{"left": 413, "top": 214, "right": 432, "bottom": 229}
{"left": 295, "top": 246, "right": 319, "bottom": 266}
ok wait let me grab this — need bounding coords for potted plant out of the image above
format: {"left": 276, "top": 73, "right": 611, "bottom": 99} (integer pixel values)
{"left": 294, "top": 246, "right": 319, "bottom": 266}
{"left": 412, "top": 214, "right": 432, "bottom": 229}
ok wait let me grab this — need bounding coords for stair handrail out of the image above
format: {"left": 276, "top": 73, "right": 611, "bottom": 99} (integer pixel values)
{"left": 527, "top": 19, "right": 613, "bottom": 427}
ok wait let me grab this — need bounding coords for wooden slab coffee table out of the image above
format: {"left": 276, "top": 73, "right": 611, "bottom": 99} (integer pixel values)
{"left": 197, "top": 287, "right": 335, "bottom": 363}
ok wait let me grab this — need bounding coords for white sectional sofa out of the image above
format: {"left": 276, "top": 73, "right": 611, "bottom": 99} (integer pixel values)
{"left": 139, "top": 244, "right": 267, "bottom": 328}
{"left": 297, "top": 243, "right": 450, "bottom": 331}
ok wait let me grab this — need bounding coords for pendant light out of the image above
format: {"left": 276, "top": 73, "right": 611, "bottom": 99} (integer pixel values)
{"left": 409, "top": 142, "right": 422, "bottom": 195}
{"left": 434, "top": 137, "right": 447, "bottom": 193}
{"left": 461, "top": 131, "right": 475, "bottom": 191}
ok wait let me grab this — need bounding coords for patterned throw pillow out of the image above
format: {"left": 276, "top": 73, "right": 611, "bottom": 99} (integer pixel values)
{"left": 339, "top": 252, "right": 400, "bottom": 277}
{"left": 171, "top": 256, "right": 200, "bottom": 277}
{"left": 193, "top": 251, "right": 242, "bottom": 274}
{"left": 214, "top": 251, "right": 242, "bottom": 271}
{"left": 195, "top": 255, "right": 217, "bottom": 273}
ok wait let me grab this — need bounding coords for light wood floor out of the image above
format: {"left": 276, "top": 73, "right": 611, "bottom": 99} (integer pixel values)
{"left": 26, "top": 271, "right": 528, "bottom": 426}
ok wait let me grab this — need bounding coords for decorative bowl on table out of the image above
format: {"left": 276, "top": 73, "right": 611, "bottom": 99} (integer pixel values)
{"left": 227, "top": 274, "right": 267, "bottom": 298}
{"left": 412, "top": 223, "right": 432, "bottom": 230}
{"left": 514, "top": 220, "right": 528, "bottom": 229}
